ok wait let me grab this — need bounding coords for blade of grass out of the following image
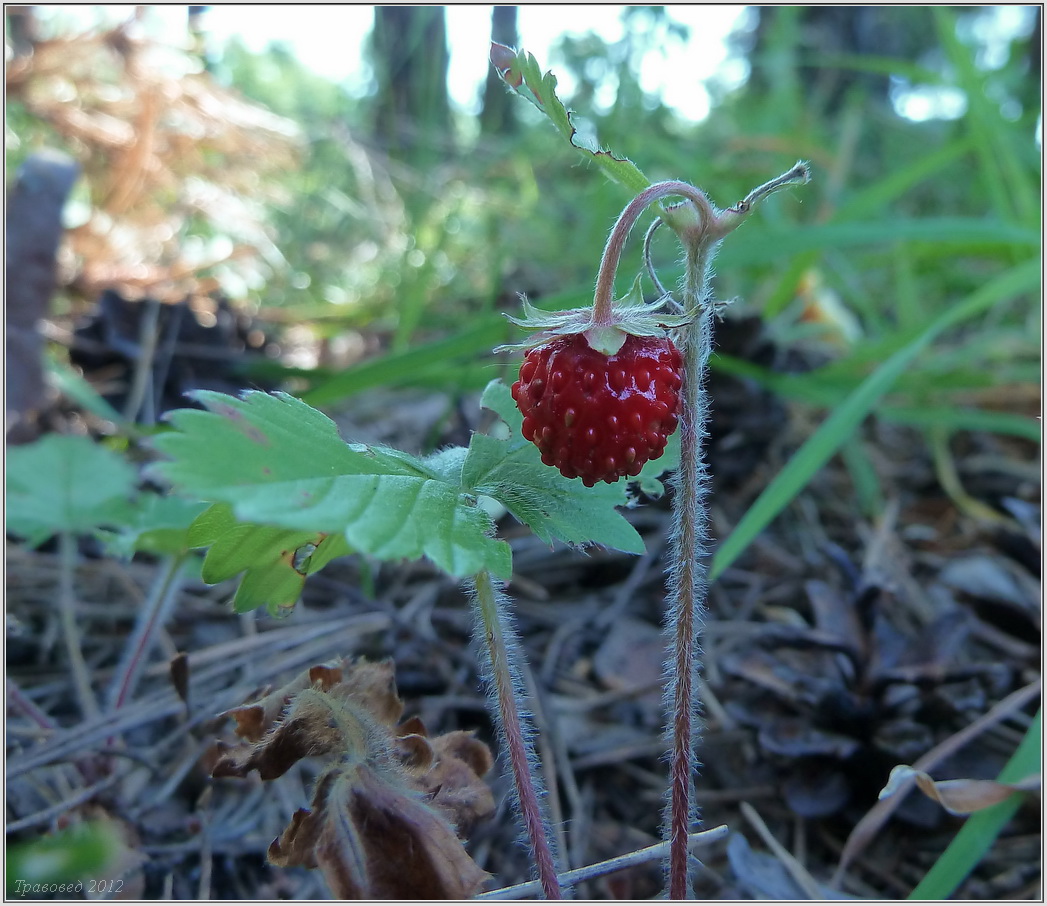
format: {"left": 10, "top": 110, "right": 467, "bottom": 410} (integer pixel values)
{"left": 840, "top": 438, "right": 883, "bottom": 517}
{"left": 300, "top": 317, "right": 510, "bottom": 406}
{"left": 832, "top": 678, "right": 1040, "bottom": 888}
{"left": 933, "top": 7, "right": 1038, "bottom": 227}
{"left": 712, "top": 355, "right": 1040, "bottom": 441}
{"left": 709, "top": 258, "right": 1039, "bottom": 581}
{"left": 884, "top": 406, "right": 1040, "bottom": 442}
{"left": 908, "top": 708, "right": 1041, "bottom": 900}
{"left": 716, "top": 219, "right": 1039, "bottom": 270}
{"left": 836, "top": 138, "right": 974, "bottom": 221}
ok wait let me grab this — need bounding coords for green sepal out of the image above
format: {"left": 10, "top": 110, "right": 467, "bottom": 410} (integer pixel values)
{"left": 497, "top": 276, "right": 692, "bottom": 353}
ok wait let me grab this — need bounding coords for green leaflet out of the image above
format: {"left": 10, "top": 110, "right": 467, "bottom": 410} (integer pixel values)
{"left": 151, "top": 385, "right": 653, "bottom": 612}
{"left": 188, "top": 503, "right": 350, "bottom": 615}
{"left": 7, "top": 434, "right": 138, "bottom": 546}
{"left": 151, "top": 390, "right": 511, "bottom": 583}
{"left": 468, "top": 381, "right": 645, "bottom": 555}
{"left": 100, "top": 494, "right": 209, "bottom": 558}
{"left": 490, "top": 42, "right": 650, "bottom": 194}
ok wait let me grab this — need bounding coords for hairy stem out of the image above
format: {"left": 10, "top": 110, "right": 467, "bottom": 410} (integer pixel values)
{"left": 659, "top": 163, "right": 810, "bottom": 897}
{"left": 470, "top": 570, "right": 563, "bottom": 899}
{"left": 592, "top": 181, "right": 716, "bottom": 324}
{"left": 665, "top": 241, "right": 716, "bottom": 899}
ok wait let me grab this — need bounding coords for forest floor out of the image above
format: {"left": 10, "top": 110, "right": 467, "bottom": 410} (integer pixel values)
{"left": 6, "top": 315, "right": 1041, "bottom": 901}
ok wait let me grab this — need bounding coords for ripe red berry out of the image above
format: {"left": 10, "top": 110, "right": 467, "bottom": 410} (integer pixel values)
{"left": 511, "top": 333, "right": 683, "bottom": 486}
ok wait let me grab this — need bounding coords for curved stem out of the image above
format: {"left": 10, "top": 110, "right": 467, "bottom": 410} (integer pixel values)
{"left": 643, "top": 217, "right": 679, "bottom": 310}
{"left": 592, "top": 181, "right": 717, "bottom": 324}
{"left": 664, "top": 242, "right": 716, "bottom": 899}
{"left": 659, "top": 162, "right": 811, "bottom": 897}
{"left": 471, "top": 570, "right": 563, "bottom": 899}
{"left": 716, "top": 160, "right": 811, "bottom": 236}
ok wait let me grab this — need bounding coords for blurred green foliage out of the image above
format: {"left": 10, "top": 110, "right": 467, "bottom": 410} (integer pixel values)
{"left": 6, "top": 822, "right": 121, "bottom": 898}
{"left": 7, "top": 4, "right": 1038, "bottom": 536}
{"left": 201, "top": 7, "right": 1040, "bottom": 430}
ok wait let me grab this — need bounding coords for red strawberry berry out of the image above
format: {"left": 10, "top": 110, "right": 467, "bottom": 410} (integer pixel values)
{"left": 511, "top": 333, "right": 683, "bottom": 486}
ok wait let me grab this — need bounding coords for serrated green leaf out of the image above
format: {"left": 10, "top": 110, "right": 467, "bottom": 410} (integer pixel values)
{"left": 469, "top": 380, "right": 645, "bottom": 554}
{"left": 204, "top": 523, "right": 332, "bottom": 614}
{"left": 479, "top": 379, "right": 528, "bottom": 446}
{"left": 151, "top": 391, "right": 510, "bottom": 580}
{"left": 7, "top": 435, "right": 137, "bottom": 544}
{"left": 491, "top": 43, "right": 650, "bottom": 194}
{"left": 184, "top": 503, "right": 352, "bottom": 614}
{"left": 187, "top": 502, "right": 237, "bottom": 549}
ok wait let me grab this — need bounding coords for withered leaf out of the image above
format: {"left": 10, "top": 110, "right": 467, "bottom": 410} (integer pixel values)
{"left": 213, "top": 657, "right": 495, "bottom": 898}
{"left": 880, "top": 764, "right": 1041, "bottom": 816}
{"left": 214, "top": 682, "right": 381, "bottom": 781}
{"left": 269, "top": 762, "right": 491, "bottom": 899}
{"left": 333, "top": 658, "right": 403, "bottom": 729}
{"left": 221, "top": 658, "right": 345, "bottom": 742}
{"left": 421, "top": 731, "right": 496, "bottom": 836}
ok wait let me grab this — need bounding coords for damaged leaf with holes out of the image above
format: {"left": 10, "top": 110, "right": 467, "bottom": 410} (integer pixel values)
{"left": 187, "top": 503, "right": 350, "bottom": 615}
{"left": 212, "top": 658, "right": 495, "bottom": 899}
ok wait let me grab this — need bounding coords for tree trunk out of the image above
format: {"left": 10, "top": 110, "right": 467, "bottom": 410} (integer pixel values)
{"left": 370, "top": 6, "right": 451, "bottom": 160}
{"left": 6, "top": 151, "right": 81, "bottom": 441}
{"left": 480, "top": 6, "right": 519, "bottom": 136}
{"left": 750, "top": 6, "right": 938, "bottom": 113}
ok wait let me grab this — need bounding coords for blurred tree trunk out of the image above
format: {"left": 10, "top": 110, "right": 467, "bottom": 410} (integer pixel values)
{"left": 6, "top": 151, "right": 81, "bottom": 442}
{"left": 370, "top": 6, "right": 451, "bottom": 160}
{"left": 480, "top": 6, "right": 519, "bottom": 136}
{"left": 750, "top": 6, "right": 938, "bottom": 113}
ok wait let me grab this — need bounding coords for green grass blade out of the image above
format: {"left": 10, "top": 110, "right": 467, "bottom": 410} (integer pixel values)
{"left": 717, "top": 219, "right": 1039, "bottom": 269}
{"left": 840, "top": 438, "right": 883, "bottom": 517}
{"left": 881, "top": 406, "right": 1040, "bottom": 442}
{"left": 710, "top": 259, "right": 1039, "bottom": 581}
{"left": 908, "top": 708, "right": 1041, "bottom": 900}
{"left": 300, "top": 317, "right": 510, "bottom": 406}
{"left": 837, "top": 138, "right": 974, "bottom": 221}
{"left": 933, "top": 7, "right": 1038, "bottom": 226}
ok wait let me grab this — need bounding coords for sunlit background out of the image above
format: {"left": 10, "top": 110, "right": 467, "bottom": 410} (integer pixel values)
{"left": 30, "top": 5, "right": 1040, "bottom": 123}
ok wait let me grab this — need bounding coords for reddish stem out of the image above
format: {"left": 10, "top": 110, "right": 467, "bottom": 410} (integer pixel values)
{"left": 592, "top": 181, "right": 716, "bottom": 324}
{"left": 472, "top": 570, "right": 563, "bottom": 899}
{"left": 7, "top": 677, "right": 56, "bottom": 731}
{"left": 665, "top": 245, "right": 715, "bottom": 899}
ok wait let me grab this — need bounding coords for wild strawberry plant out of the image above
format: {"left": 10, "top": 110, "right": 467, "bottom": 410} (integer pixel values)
{"left": 150, "top": 46, "right": 809, "bottom": 899}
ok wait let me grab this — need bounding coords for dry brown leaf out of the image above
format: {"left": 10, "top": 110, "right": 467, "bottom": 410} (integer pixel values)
{"left": 220, "top": 659, "right": 345, "bottom": 742}
{"left": 423, "top": 731, "right": 496, "bottom": 836}
{"left": 880, "top": 764, "right": 1041, "bottom": 816}
{"left": 212, "top": 657, "right": 495, "bottom": 898}
{"left": 8, "top": 22, "right": 301, "bottom": 304}
{"left": 269, "top": 763, "right": 490, "bottom": 899}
